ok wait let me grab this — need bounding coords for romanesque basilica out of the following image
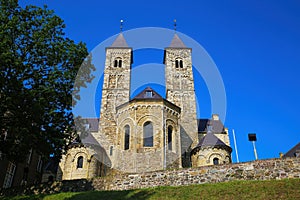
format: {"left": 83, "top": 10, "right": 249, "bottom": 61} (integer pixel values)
{"left": 57, "top": 32, "right": 232, "bottom": 180}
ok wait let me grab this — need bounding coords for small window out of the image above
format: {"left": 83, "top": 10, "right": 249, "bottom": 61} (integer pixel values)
{"left": 110, "top": 146, "right": 113, "bottom": 156}
{"left": 213, "top": 157, "right": 219, "bottom": 165}
{"left": 124, "top": 125, "right": 130, "bottom": 150}
{"left": 145, "top": 91, "right": 153, "bottom": 98}
{"left": 168, "top": 126, "right": 173, "bottom": 150}
{"left": 77, "top": 156, "right": 83, "bottom": 168}
{"left": 114, "top": 58, "right": 122, "bottom": 67}
{"left": 143, "top": 121, "right": 153, "bottom": 147}
{"left": 175, "top": 58, "right": 183, "bottom": 68}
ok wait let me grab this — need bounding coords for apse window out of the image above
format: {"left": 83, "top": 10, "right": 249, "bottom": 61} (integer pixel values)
{"left": 213, "top": 157, "right": 219, "bottom": 165}
{"left": 124, "top": 125, "right": 130, "bottom": 150}
{"left": 143, "top": 121, "right": 153, "bottom": 147}
{"left": 77, "top": 156, "right": 83, "bottom": 168}
{"left": 168, "top": 126, "right": 173, "bottom": 151}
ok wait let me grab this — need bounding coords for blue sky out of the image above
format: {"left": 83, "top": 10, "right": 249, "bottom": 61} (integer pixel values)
{"left": 20, "top": 0, "right": 300, "bottom": 162}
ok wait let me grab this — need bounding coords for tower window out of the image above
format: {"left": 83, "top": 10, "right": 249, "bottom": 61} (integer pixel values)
{"left": 77, "top": 156, "right": 83, "bottom": 168}
{"left": 114, "top": 58, "right": 122, "bottom": 67}
{"left": 213, "top": 157, "right": 219, "bottom": 165}
{"left": 143, "top": 121, "right": 153, "bottom": 147}
{"left": 168, "top": 126, "right": 173, "bottom": 150}
{"left": 175, "top": 58, "right": 183, "bottom": 68}
{"left": 124, "top": 125, "right": 130, "bottom": 150}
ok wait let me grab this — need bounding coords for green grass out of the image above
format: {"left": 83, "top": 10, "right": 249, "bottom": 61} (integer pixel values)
{"left": 1, "top": 178, "right": 300, "bottom": 200}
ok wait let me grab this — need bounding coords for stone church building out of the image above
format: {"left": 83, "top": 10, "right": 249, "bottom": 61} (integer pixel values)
{"left": 57, "top": 32, "right": 232, "bottom": 180}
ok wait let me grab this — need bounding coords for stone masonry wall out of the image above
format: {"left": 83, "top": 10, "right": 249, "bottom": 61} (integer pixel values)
{"left": 2, "top": 158, "right": 300, "bottom": 196}
{"left": 95, "top": 157, "right": 300, "bottom": 191}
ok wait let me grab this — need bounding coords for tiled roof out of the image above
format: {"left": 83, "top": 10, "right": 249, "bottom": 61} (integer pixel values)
{"left": 197, "top": 119, "right": 225, "bottom": 133}
{"left": 110, "top": 33, "right": 129, "bottom": 47}
{"left": 169, "top": 34, "right": 186, "bottom": 48}
{"left": 283, "top": 142, "right": 300, "bottom": 158}
{"left": 132, "top": 87, "right": 163, "bottom": 100}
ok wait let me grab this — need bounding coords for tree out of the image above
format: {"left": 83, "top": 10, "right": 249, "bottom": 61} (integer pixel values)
{"left": 0, "top": 0, "right": 95, "bottom": 162}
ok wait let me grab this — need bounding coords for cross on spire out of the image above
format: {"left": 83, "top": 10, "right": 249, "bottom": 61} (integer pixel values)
{"left": 174, "top": 19, "right": 177, "bottom": 32}
{"left": 120, "top": 19, "right": 123, "bottom": 32}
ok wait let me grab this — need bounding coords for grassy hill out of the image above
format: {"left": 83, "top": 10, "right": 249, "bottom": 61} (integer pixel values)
{"left": 1, "top": 178, "right": 300, "bottom": 200}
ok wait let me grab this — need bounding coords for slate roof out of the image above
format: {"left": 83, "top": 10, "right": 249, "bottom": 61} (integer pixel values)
{"left": 283, "top": 142, "right": 300, "bottom": 158}
{"left": 110, "top": 33, "right": 129, "bottom": 47}
{"left": 132, "top": 87, "right": 163, "bottom": 100}
{"left": 197, "top": 131, "right": 228, "bottom": 147}
{"left": 197, "top": 119, "right": 225, "bottom": 133}
{"left": 192, "top": 131, "right": 232, "bottom": 153}
{"left": 169, "top": 34, "right": 187, "bottom": 48}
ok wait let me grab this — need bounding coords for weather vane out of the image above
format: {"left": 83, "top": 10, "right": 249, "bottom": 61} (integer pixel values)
{"left": 120, "top": 19, "right": 123, "bottom": 32}
{"left": 174, "top": 19, "right": 177, "bottom": 32}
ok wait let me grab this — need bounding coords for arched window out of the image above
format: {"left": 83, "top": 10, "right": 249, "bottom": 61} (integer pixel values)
{"left": 113, "top": 58, "right": 122, "bottom": 67}
{"left": 143, "top": 121, "right": 153, "bottom": 147}
{"left": 175, "top": 58, "right": 183, "bottom": 68}
{"left": 77, "top": 156, "right": 83, "bottom": 168}
{"left": 124, "top": 125, "right": 130, "bottom": 150}
{"left": 213, "top": 157, "right": 219, "bottom": 165}
{"left": 168, "top": 126, "right": 173, "bottom": 150}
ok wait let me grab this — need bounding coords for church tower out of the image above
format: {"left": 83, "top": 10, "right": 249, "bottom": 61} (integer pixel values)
{"left": 98, "top": 33, "right": 132, "bottom": 166}
{"left": 164, "top": 34, "right": 198, "bottom": 167}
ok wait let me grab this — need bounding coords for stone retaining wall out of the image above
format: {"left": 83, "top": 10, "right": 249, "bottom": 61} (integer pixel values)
{"left": 97, "top": 157, "right": 300, "bottom": 190}
{"left": 1, "top": 157, "right": 300, "bottom": 196}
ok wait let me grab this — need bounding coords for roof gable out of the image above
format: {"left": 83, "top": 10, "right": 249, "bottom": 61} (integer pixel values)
{"left": 132, "top": 87, "right": 163, "bottom": 100}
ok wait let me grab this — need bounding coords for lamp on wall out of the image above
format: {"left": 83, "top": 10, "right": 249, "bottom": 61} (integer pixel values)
{"left": 248, "top": 133, "right": 258, "bottom": 160}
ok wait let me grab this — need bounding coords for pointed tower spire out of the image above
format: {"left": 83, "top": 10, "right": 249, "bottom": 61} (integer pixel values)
{"left": 169, "top": 34, "right": 186, "bottom": 48}
{"left": 110, "top": 20, "right": 129, "bottom": 47}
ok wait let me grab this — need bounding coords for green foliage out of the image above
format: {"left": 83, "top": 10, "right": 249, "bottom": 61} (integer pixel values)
{"left": 2, "top": 179, "right": 300, "bottom": 200}
{"left": 0, "top": 0, "right": 95, "bottom": 162}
